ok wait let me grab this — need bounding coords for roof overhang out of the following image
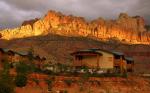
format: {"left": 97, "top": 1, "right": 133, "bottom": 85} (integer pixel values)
{"left": 125, "top": 57, "right": 134, "bottom": 62}
{"left": 71, "top": 50, "right": 103, "bottom": 56}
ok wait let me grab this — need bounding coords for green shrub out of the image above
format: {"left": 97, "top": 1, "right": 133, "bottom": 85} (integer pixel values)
{"left": 122, "top": 73, "right": 128, "bottom": 78}
{"left": 0, "top": 61, "right": 14, "bottom": 93}
{"left": 81, "top": 72, "right": 90, "bottom": 80}
{"left": 16, "top": 62, "right": 31, "bottom": 74}
{"left": 15, "top": 74, "right": 27, "bottom": 87}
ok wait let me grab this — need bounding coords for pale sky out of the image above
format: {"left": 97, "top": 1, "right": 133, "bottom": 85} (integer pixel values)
{"left": 0, "top": 0, "right": 149, "bottom": 29}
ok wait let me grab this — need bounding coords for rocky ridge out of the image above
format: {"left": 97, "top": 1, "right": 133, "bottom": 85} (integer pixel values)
{"left": 0, "top": 10, "right": 150, "bottom": 44}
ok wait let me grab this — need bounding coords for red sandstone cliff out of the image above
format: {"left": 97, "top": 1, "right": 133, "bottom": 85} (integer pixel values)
{"left": 0, "top": 10, "right": 149, "bottom": 44}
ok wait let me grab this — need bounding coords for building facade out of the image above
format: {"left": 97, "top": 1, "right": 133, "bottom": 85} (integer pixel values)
{"left": 71, "top": 49, "right": 134, "bottom": 73}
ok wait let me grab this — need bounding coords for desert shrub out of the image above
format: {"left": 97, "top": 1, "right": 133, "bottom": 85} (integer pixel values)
{"left": 64, "top": 79, "right": 73, "bottom": 86}
{"left": 63, "top": 90, "right": 68, "bottom": 93}
{"left": 79, "top": 86, "right": 84, "bottom": 92}
{"left": 43, "top": 69, "right": 55, "bottom": 75}
{"left": 32, "top": 78, "right": 39, "bottom": 85}
{"left": 32, "top": 66, "right": 43, "bottom": 73}
{"left": 45, "top": 79, "right": 52, "bottom": 91}
{"left": 15, "top": 74, "right": 27, "bottom": 87}
{"left": 59, "top": 90, "right": 68, "bottom": 93}
{"left": 45, "top": 79, "right": 52, "bottom": 85}
{"left": 0, "top": 81, "right": 14, "bottom": 93}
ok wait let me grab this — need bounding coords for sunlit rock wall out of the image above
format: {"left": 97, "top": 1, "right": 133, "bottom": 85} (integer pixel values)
{"left": 0, "top": 10, "right": 149, "bottom": 44}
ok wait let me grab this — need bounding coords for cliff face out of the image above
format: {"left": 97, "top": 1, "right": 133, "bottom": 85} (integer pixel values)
{"left": 0, "top": 10, "right": 149, "bottom": 44}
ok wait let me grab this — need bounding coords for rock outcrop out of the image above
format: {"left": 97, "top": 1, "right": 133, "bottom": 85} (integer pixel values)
{"left": 0, "top": 10, "right": 149, "bottom": 44}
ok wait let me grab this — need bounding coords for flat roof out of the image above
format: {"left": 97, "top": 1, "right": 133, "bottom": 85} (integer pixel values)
{"left": 89, "top": 48, "right": 114, "bottom": 54}
{"left": 71, "top": 48, "right": 134, "bottom": 61}
{"left": 112, "top": 51, "right": 124, "bottom": 56}
{"left": 71, "top": 49, "right": 103, "bottom": 56}
{"left": 0, "top": 48, "right": 15, "bottom": 54}
{"left": 71, "top": 48, "right": 126, "bottom": 57}
{"left": 15, "top": 51, "right": 28, "bottom": 56}
{"left": 125, "top": 57, "right": 134, "bottom": 61}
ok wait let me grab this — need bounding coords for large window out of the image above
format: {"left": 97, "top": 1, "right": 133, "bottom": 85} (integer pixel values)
{"left": 76, "top": 55, "right": 83, "bottom": 60}
{"left": 127, "top": 61, "right": 132, "bottom": 64}
{"left": 114, "top": 55, "right": 120, "bottom": 59}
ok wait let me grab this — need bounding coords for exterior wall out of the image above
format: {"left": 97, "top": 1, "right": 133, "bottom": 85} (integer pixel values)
{"left": 12, "top": 54, "right": 21, "bottom": 62}
{"left": 20, "top": 56, "right": 30, "bottom": 63}
{"left": 126, "top": 61, "right": 134, "bottom": 72}
{"left": 122, "top": 60, "right": 127, "bottom": 72}
{"left": 97, "top": 51, "right": 114, "bottom": 69}
{"left": 8, "top": 55, "right": 14, "bottom": 63}
{"left": 127, "top": 64, "right": 132, "bottom": 69}
{"left": 114, "top": 59, "right": 121, "bottom": 66}
{"left": 73, "top": 51, "right": 114, "bottom": 69}
{"left": 82, "top": 55, "right": 99, "bottom": 68}
{"left": 2, "top": 54, "right": 9, "bottom": 62}
{"left": 33, "top": 59, "right": 42, "bottom": 68}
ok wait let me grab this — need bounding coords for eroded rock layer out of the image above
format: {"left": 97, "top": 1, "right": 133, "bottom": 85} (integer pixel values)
{"left": 0, "top": 10, "right": 149, "bottom": 44}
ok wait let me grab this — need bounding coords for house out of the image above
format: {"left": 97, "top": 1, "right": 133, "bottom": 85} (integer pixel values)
{"left": 71, "top": 49, "right": 114, "bottom": 73}
{"left": 0, "top": 48, "right": 15, "bottom": 63}
{"left": 11, "top": 51, "right": 29, "bottom": 63}
{"left": 33, "top": 55, "right": 46, "bottom": 69}
{"left": 0, "top": 48, "right": 47, "bottom": 69}
{"left": 0, "top": 48, "right": 30, "bottom": 63}
{"left": 71, "top": 48, "right": 134, "bottom": 73}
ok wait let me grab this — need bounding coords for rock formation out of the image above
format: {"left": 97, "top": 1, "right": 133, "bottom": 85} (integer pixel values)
{"left": 0, "top": 10, "right": 150, "bottom": 44}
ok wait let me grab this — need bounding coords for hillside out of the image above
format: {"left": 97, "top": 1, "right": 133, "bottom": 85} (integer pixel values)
{"left": 0, "top": 34, "right": 150, "bottom": 74}
{"left": 0, "top": 10, "right": 150, "bottom": 44}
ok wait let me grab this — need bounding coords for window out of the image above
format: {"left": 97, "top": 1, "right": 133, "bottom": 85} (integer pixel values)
{"left": 75, "top": 55, "right": 83, "bottom": 60}
{"left": 127, "top": 61, "right": 132, "bottom": 64}
{"left": 114, "top": 55, "right": 120, "bottom": 59}
{"left": 78, "top": 56, "right": 83, "bottom": 60}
